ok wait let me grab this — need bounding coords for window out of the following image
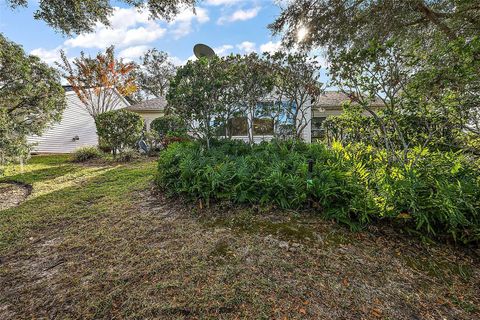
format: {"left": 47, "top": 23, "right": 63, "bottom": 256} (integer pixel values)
{"left": 311, "top": 117, "right": 326, "bottom": 138}
{"left": 253, "top": 118, "right": 274, "bottom": 136}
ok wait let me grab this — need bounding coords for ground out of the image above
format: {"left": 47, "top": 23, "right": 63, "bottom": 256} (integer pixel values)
{"left": 0, "top": 155, "right": 479, "bottom": 319}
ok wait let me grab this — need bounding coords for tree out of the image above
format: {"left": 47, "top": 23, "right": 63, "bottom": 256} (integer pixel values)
{"left": 167, "top": 56, "right": 237, "bottom": 149}
{"left": 0, "top": 33, "right": 66, "bottom": 169}
{"left": 233, "top": 53, "right": 274, "bottom": 144}
{"left": 134, "top": 49, "right": 176, "bottom": 101}
{"left": 267, "top": 52, "right": 323, "bottom": 140}
{"left": 270, "top": 0, "right": 480, "bottom": 51}
{"left": 6, "top": 0, "right": 196, "bottom": 35}
{"left": 57, "top": 46, "right": 137, "bottom": 119}
{"left": 271, "top": 0, "right": 480, "bottom": 158}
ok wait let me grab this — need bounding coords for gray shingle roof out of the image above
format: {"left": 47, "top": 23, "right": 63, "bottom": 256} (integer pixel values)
{"left": 127, "top": 97, "right": 167, "bottom": 111}
{"left": 315, "top": 91, "right": 384, "bottom": 108}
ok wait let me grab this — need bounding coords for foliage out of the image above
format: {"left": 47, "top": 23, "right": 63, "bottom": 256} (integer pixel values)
{"left": 0, "top": 33, "right": 66, "bottom": 170}
{"left": 167, "top": 56, "right": 239, "bottom": 149}
{"left": 116, "top": 147, "right": 140, "bottom": 162}
{"left": 150, "top": 115, "right": 187, "bottom": 138}
{"left": 134, "top": 49, "right": 176, "bottom": 101}
{"left": 157, "top": 140, "right": 480, "bottom": 243}
{"left": 95, "top": 109, "right": 144, "bottom": 156}
{"left": 57, "top": 46, "right": 137, "bottom": 119}
{"left": 271, "top": 0, "right": 480, "bottom": 158}
{"left": 6, "top": 0, "right": 196, "bottom": 34}
{"left": 270, "top": 0, "right": 480, "bottom": 50}
{"left": 267, "top": 51, "right": 323, "bottom": 139}
{"left": 72, "top": 146, "right": 103, "bottom": 162}
{"left": 232, "top": 53, "right": 275, "bottom": 144}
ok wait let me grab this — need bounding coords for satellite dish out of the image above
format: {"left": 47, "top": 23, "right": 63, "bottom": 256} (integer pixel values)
{"left": 193, "top": 43, "right": 216, "bottom": 59}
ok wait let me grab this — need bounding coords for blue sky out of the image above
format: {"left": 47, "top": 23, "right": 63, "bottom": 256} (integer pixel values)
{"left": 0, "top": 0, "right": 330, "bottom": 84}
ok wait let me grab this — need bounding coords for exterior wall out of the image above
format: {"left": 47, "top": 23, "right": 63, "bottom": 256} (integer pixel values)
{"left": 28, "top": 91, "right": 129, "bottom": 153}
{"left": 130, "top": 111, "right": 164, "bottom": 129}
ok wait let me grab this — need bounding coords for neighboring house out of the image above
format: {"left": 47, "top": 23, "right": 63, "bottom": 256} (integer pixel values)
{"left": 304, "top": 91, "right": 384, "bottom": 143}
{"left": 28, "top": 87, "right": 130, "bottom": 154}
{"left": 126, "top": 97, "right": 166, "bottom": 129}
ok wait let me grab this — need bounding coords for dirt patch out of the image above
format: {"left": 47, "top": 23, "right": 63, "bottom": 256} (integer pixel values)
{"left": 0, "top": 182, "right": 31, "bottom": 211}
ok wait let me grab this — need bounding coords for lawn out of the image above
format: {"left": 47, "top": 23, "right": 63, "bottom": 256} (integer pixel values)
{"left": 0, "top": 155, "right": 479, "bottom": 319}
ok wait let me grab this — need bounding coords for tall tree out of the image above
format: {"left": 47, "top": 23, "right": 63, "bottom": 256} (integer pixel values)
{"left": 0, "top": 33, "right": 66, "bottom": 169}
{"left": 267, "top": 52, "right": 323, "bottom": 140}
{"left": 270, "top": 0, "right": 480, "bottom": 50}
{"left": 271, "top": 0, "right": 480, "bottom": 155}
{"left": 57, "top": 46, "right": 137, "bottom": 119}
{"left": 234, "top": 53, "right": 274, "bottom": 144}
{"left": 5, "top": 0, "right": 196, "bottom": 34}
{"left": 135, "top": 48, "right": 176, "bottom": 101}
{"left": 167, "top": 56, "right": 236, "bottom": 149}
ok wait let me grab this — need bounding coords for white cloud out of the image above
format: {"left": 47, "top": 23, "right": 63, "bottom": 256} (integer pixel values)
{"left": 217, "top": 7, "right": 260, "bottom": 24}
{"left": 236, "top": 41, "right": 256, "bottom": 53}
{"left": 64, "top": 6, "right": 210, "bottom": 48}
{"left": 214, "top": 44, "right": 234, "bottom": 56}
{"left": 118, "top": 45, "right": 151, "bottom": 60}
{"left": 169, "top": 7, "right": 210, "bottom": 38}
{"left": 260, "top": 40, "right": 282, "bottom": 53}
{"left": 30, "top": 46, "right": 64, "bottom": 65}
{"left": 205, "top": 0, "right": 242, "bottom": 5}
{"left": 65, "top": 7, "right": 166, "bottom": 49}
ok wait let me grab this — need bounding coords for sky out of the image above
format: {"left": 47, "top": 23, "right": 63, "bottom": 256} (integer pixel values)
{"left": 0, "top": 0, "right": 330, "bottom": 84}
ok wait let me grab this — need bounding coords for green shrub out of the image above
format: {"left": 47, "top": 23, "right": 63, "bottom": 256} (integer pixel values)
{"left": 157, "top": 139, "right": 480, "bottom": 243}
{"left": 95, "top": 109, "right": 144, "bottom": 156}
{"left": 151, "top": 115, "right": 187, "bottom": 137}
{"left": 72, "top": 146, "right": 103, "bottom": 162}
{"left": 116, "top": 147, "right": 139, "bottom": 162}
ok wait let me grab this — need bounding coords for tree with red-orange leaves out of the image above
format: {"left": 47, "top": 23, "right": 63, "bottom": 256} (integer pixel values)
{"left": 57, "top": 46, "right": 137, "bottom": 119}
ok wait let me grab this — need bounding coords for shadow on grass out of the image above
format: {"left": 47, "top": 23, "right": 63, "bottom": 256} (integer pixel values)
{"left": 1, "top": 165, "right": 81, "bottom": 186}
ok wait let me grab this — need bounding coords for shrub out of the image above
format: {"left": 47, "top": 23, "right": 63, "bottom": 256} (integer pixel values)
{"left": 151, "top": 115, "right": 187, "bottom": 138}
{"left": 116, "top": 147, "right": 139, "bottom": 162}
{"left": 95, "top": 109, "right": 144, "bottom": 156}
{"left": 157, "top": 139, "right": 480, "bottom": 243}
{"left": 72, "top": 146, "right": 103, "bottom": 162}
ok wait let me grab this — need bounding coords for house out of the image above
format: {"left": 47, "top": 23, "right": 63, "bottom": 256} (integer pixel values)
{"left": 29, "top": 89, "right": 382, "bottom": 153}
{"left": 28, "top": 87, "right": 129, "bottom": 154}
{"left": 304, "top": 91, "right": 384, "bottom": 143}
{"left": 126, "top": 97, "right": 166, "bottom": 129}
{"left": 222, "top": 91, "right": 384, "bottom": 143}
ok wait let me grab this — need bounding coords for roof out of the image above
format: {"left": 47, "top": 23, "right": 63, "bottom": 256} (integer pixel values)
{"left": 315, "top": 91, "right": 384, "bottom": 108}
{"left": 126, "top": 97, "right": 167, "bottom": 112}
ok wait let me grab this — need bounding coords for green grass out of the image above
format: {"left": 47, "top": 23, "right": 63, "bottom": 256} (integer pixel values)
{"left": 0, "top": 155, "right": 155, "bottom": 253}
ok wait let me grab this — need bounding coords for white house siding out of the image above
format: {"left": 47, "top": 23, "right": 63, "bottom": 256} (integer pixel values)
{"left": 28, "top": 91, "right": 129, "bottom": 153}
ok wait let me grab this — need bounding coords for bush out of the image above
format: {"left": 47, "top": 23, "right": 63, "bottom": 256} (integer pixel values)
{"left": 72, "top": 146, "right": 103, "bottom": 162}
{"left": 151, "top": 115, "right": 187, "bottom": 138}
{"left": 157, "top": 139, "right": 480, "bottom": 243}
{"left": 95, "top": 109, "right": 144, "bottom": 156}
{"left": 116, "top": 147, "right": 139, "bottom": 162}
